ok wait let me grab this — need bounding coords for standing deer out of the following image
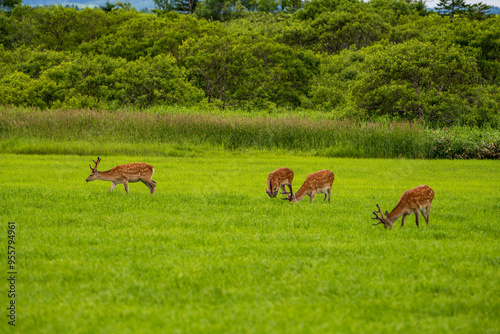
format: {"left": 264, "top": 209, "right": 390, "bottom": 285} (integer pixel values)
{"left": 372, "top": 185, "right": 434, "bottom": 229}
{"left": 266, "top": 167, "right": 294, "bottom": 199}
{"left": 289, "top": 170, "right": 334, "bottom": 203}
{"left": 86, "top": 157, "right": 156, "bottom": 195}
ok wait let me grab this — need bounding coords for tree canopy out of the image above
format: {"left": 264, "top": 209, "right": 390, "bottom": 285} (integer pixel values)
{"left": 0, "top": 2, "right": 499, "bottom": 126}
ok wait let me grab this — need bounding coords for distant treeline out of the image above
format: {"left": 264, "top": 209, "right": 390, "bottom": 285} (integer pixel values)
{"left": 0, "top": 0, "right": 499, "bottom": 127}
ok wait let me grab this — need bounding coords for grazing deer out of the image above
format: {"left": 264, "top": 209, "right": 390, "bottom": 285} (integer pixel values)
{"left": 266, "top": 167, "right": 294, "bottom": 199}
{"left": 372, "top": 185, "right": 434, "bottom": 229}
{"left": 86, "top": 157, "right": 156, "bottom": 195}
{"left": 289, "top": 170, "right": 334, "bottom": 203}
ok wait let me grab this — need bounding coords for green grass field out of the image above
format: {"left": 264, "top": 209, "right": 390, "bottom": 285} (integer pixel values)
{"left": 1, "top": 152, "right": 499, "bottom": 333}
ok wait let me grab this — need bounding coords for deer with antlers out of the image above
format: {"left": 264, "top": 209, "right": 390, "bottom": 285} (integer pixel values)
{"left": 266, "top": 167, "right": 294, "bottom": 199}
{"left": 289, "top": 170, "right": 334, "bottom": 203}
{"left": 372, "top": 185, "right": 434, "bottom": 229}
{"left": 86, "top": 157, "right": 156, "bottom": 195}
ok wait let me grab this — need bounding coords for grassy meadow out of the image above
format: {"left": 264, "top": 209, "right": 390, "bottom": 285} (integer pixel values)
{"left": 1, "top": 152, "right": 499, "bottom": 333}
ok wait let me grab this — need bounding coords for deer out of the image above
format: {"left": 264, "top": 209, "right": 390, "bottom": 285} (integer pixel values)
{"left": 266, "top": 167, "right": 294, "bottom": 200}
{"left": 371, "top": 185, "right": 434, "bottom": 229}
{"left": 86, "top": 157, "right": 156, "bottom": 195}
{"left": 289, "top": 170, "right": 334, "bottom": 203}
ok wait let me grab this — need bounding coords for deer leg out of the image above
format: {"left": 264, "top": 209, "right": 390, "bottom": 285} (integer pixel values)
{"left": 148, "top": 180, "right": 156, "bottom": 196}
{"left": 415, "top": 212, "right": 420, "bottom": 228}
{"left": 123, "top": 181, "right": 129, "bottom": 194}
{"left": 142, "top": 180, "right": 153, "bottom": 193}
{"left": 421, "top": 210, "right": 429, "bottom": 226}
{"left": 424, "top": 205, "right": 431, "bottom": 226}
{"left": 280, "top": 185, "right": 288, "bottom": 194}
{"left": 327, "top": 188, "right": 331, "bottom": 203}
{"left": 109, "top": 183, "right": 117, "bottom": 192}
{"left": 280, "top": 185, "right": 289, "bottom": 199}
{"left": 401, "top": 215, "right": 406, "bottom": 227}
{"left": 310, "top": 192, "right": 316, "bottom": 203}
{"left": 324, "top": 193, "right": 327, "bottom": 201}
{"left": 288, "top": 184, "right": 293, "bottom": 196}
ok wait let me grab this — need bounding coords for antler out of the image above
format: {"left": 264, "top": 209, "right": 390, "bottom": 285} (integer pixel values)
{"left": 266, "top": 187, "right": 280, "bottom": 198}
{"left": 371, "top": 204, "right": 385, "bottom": 226}
{"left": 89, "top": 157, "right": 101, "bottom": 172}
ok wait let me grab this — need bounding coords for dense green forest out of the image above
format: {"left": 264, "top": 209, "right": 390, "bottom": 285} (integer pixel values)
{"left": 0, "top": 0, "right": 499, "bottom": 127}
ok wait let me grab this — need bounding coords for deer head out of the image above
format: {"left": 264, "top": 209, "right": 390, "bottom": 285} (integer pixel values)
{"left": 86, "top": 157, "right": 101, "bottom": 182}
{"left": 372, "top": 185, "right": 434, "bottom": 229}
{"left": 371, "top": 204, "right": 393, "bottom": 229}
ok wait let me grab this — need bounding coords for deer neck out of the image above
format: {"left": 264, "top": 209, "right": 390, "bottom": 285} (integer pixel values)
{"left": 96, "top": 170, "right": 116, "bottom": 181}
{"left": 292, "top": 187, "right": 309, "bottom": 202}
{"left": 386, "top": 205, "right": 405, "bottom": 223}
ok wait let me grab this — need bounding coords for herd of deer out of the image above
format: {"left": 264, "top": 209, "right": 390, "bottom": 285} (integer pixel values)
{"left": 86, "top": 158, "right": 435, "bottom": 229}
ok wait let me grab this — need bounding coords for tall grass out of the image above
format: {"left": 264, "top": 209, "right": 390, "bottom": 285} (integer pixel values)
{"left": 1, "top": 107, "right": 499, "bottom": 159}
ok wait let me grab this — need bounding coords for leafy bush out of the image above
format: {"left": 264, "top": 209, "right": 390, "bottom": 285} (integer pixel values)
{"left": 0, "top": 6, "right": 499, "bottom": 127}
{"left": 352, "top": 40, "right": 499, "bottom": 126}
{"left": 429, "top": 126, "right": 500, "bottom": 159}
{"left": 0, "top": 53, "right": 204, "bottom": 109}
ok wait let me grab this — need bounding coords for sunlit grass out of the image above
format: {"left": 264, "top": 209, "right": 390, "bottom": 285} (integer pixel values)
{"left": 0, "top": 153, "right": 499, "bottom": 333}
